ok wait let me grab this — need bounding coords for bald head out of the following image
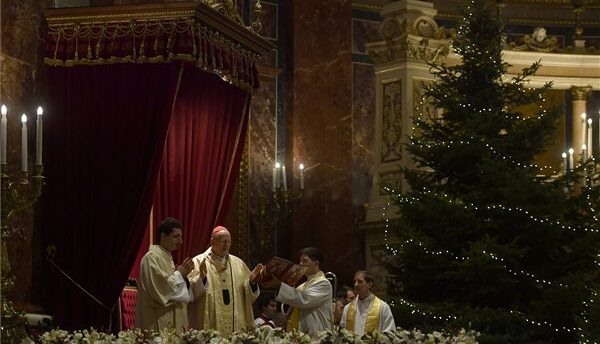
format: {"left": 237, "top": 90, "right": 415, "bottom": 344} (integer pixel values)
{"left": 210, "top": 226, "right": 231, "bottom": 257}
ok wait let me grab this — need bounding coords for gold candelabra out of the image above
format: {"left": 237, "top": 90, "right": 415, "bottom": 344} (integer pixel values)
{"left": 270, "top": 161, "right": 305, "bottom": 212}
{"left": 1, "top": 164, "right": 44, "bottom": 343}
{"left": 253, "top": 163, "right": 305, "bottom": 259}
{"left": 1, "top": 104, "right": 45, "bottom": 343}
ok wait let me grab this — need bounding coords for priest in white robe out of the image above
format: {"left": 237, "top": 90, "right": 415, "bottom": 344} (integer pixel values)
{"left": 187, "top": 226, "right": 263, "bottom": 335}
{"left": 136, "top": 218, "right": 208, "bottom": 331}
{"left": 340, "top": 270, "right": 395, "bottom": 335}
{"left": 273, "top": 247, "right": 333, "bottom": 336}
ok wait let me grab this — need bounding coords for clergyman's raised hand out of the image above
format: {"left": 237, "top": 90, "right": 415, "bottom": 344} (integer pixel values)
{"left": 250, "top": 263, "right": 264, "bottom": 283}
{"left": 177, "top": 257, "right": 195, "bottom": 277}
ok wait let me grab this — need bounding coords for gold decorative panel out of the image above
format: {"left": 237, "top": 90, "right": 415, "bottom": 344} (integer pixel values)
{"left": 382, "top": 81, "right": 403, "bottom": 162}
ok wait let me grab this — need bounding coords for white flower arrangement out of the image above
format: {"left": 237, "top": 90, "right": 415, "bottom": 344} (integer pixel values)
{"left": 317, "top": 327, "right": 364, "bottom": 344}
{"left": 38, "top": 327, "right": 478, "bottom": 344}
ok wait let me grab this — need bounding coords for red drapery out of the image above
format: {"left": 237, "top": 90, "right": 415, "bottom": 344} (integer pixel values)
{"left": 43, "top": 63, "right": 182, "bottom": 330}
{"left": 130, "top": 68, "right": 250, "bottom": 278}
{"left": 44, "top": 63, "right": 250, "bottom": 330}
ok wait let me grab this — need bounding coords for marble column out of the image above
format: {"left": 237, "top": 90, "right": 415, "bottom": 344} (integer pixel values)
{"left": 570, "top": 86, "right": 592, "bottom": 165}
{"left": 286, "top": 0, "right": 358, "bottom": 285}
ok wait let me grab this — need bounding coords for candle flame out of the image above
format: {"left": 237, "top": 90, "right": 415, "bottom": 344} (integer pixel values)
{"left": 1, "top": 105, "right": 6, "bottom": 116}
{"left": 299, "top": 163, "right": 305, "bottom": 170}
{"left": 37, "top": 106, "right": 43, "bottom": 116}
{"left": 275, "top": 162, "right": 281, "bottom": 169}
{"left": 21, "top": 114, "right": 27, "bottom": 123}
{"left": 568, "top": 148, "right": 574, "bottom": 155}
{"left": 561, "top": 152, "right": 567, "bottom": 158}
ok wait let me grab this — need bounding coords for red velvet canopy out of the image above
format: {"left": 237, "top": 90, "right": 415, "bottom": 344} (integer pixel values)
{"left": 41, "top": 1, "right": 271, "bottom": 331}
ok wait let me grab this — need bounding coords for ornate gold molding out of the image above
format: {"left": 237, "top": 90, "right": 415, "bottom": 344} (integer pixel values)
{"left": 434, "top": 12, "right": 600, "bottom": 27}
{"left": 256, "top": 64, "right": 281, "bottom": 83}
{"left": 508, "top": 27, "right": 560, "bottom": 52}
{"left": 202, "top": 0, "right": 244, "bottom": 27}
{"left": 570, "top": 85, "right": 592, "bottom": 100}
{"left": 43, "top": 1, "right": 275, "bottom": 89}
{"left": 408, "top": 39, "right": 449, "bottom": 64}
{"left": 367, "top": 18, "right": 450, "bottom": 65}
{"left": 238, "top": 135, "right": 249, "bottom": 262}
{"left": 351, "top": 2, "right": 383, "bottom": 12}
{"left": 381, "top": 80, "right": 403, "bottom": 163}
{"left": 503, "top": 0, "right": 598, "bottom": 4}
{"left": 353, "top": 0, "right": 600, "bottom": 9}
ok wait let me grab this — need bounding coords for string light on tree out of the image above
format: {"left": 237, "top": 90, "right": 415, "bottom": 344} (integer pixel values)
{"left": 384, "top": 186, "right": 598, "bottom": 234}
{"left": 384, "top": 1, "right": 599, "bottom": 341}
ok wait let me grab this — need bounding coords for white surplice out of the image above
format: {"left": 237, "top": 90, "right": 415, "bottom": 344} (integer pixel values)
{"left": 135, "top": 245, "right": 207, "bottom": 331}
{"left": 276, "top": 271, "right": 333, "bottom": 336}
{"left": 339, "top": 293, "right": 395, "bottom": 336}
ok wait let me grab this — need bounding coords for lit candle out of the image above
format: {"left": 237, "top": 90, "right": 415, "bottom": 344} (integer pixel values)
{"left": 281, "top": 165, "right": 287, "bottom": 191}
{"left": 561, "top": 152, "right": 567, "bottom": 174}
{"left": 1, "top": 105, "right": 7, "bottom": 165}
{"left": 587, "top": 118, "right": 592, "bottom": 158}
{"left": 21, "top": 114, "right": 28, "bottom": 172}
{"left": 36, "top": 106, "right": 43, "bottom": 165}
{"left": 568, "top": 148, "right": 574, "bottom": 171}
{"left": 580, "top": 113, "right": 586, "bottom": 151}
{"left": 272, "top": 163, "right": 277, "bottom": 191}
{"left": 299, "top": 163, "right": 305, "bottom": 190}
{"left": 581, "top": 144, "right": 587, "bottom": 162}
{"left": 275, "top": 162, "right": 281, "bottom": 189}
{"left": 274, "top": 113, "right": 278, "bottom": 163}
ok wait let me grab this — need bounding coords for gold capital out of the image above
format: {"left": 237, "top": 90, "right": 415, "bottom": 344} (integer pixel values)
{"left": 570, "top": 86, "right": 592, "bottom": 101}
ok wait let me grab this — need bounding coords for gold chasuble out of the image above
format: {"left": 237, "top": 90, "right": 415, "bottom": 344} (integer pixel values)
{"left": 136, "top": 245, "right": 189, "bottom": 331}
{"left": 345, "top": 295, "right": 381, "bottom": 333}
{"left": 188, "top": 248, "right": 259, "bottom": 335}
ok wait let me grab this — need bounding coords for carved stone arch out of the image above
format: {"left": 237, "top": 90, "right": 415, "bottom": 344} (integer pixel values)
{"left": 379, "top": 17, "right": 407, "bottom": 41}
{"left": 412, "top": 15, "right": 438, "bottom": 38}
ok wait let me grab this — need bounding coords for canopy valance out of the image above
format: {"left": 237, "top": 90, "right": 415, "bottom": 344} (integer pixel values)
{"left": 44, "top": 1, "right": 273, "bottom": 89}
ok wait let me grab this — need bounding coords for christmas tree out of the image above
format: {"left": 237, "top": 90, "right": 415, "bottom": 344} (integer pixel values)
{"left": 387, "top": 1, "right": 600, "bottom": 343}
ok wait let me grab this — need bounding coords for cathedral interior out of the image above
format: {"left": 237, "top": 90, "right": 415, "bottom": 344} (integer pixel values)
{"left": 1, "top": 0, "right": 599, "bottom": 339}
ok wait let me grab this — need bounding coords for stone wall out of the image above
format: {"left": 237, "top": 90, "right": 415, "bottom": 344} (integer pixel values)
{"left": 1, "top": 0, "right": 51, "bottom": 312}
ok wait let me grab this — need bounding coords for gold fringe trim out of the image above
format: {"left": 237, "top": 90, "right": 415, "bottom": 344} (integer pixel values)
{"left": 44, "top": 19, "right": 260, "bottom": 90}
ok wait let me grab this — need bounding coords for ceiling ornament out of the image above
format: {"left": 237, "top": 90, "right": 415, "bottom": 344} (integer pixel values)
{"left": 508, "top": 27, "right": 560, "bottom": 52}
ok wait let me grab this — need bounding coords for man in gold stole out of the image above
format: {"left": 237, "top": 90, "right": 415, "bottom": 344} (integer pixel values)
{"left": 187, "top": 226, "right": 263, "bottom": 335}
{"left": 136, "top": 218, "right": 208, "bottom": 331}
{"left": 340, "top": 270, "right": 395, "bottom": 335}
{"left": 272, "top": 247, "right": 333, "bottom": 336}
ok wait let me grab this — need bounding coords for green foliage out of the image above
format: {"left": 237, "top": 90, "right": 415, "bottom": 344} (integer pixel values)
{"left": 387, "top": 0, "right": 600, "bottom": 343}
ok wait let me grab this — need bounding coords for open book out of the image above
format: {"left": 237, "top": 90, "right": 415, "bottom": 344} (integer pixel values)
{"left": 259, "top": 256, "right": 307, "bottom": 286}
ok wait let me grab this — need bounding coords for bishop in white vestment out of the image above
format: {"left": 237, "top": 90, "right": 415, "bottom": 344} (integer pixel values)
{"left": 187, "top": 226, "right": 262, "bottom": 335}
